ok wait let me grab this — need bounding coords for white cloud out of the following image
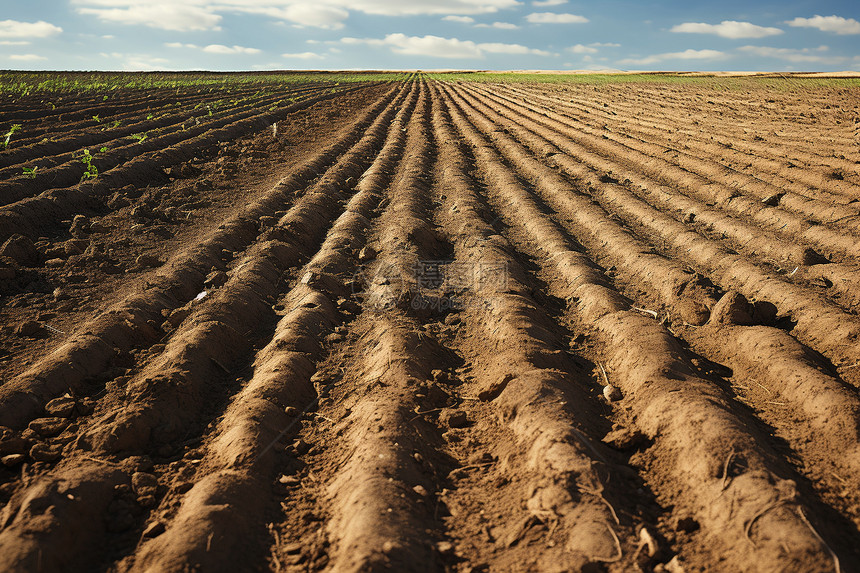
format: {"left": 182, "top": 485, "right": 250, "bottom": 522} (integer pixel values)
{"left": 618, "top": 48, "right": 726, "bottom": 66}
{"left": 202, "top": 44, "right": 262, "bottom": 55}
{"left": 330, "top": 0, "right": 519, "bottom": 16}
{"left": 123, "top": 56, "right": 171, "bottom": 71}
{"left": 532, "top": 0, "right": 566, "bottom": 5}
{"left": 443, "top": 15, "right": 475, "bottom": 23}
{"left": 0, "top": 41, "right": 31, "bottom": 46}
{"left": 74, "top": 4, "right": 222, "bottom": 31}
{"left": 70, "top": 0, "right": 521, "bottom": 31}
{"left": 479, "top": 42, "right": 551, "bottom": 55}
{"left": 233, "top": 4, "right": 348, "bottom": 29}
{"left": 738, "top": 44, "right": 844, "bottom": 64}
{"left": 282, "top": 51, "right": 325, "bottom": 59}
{"left": 341, "top": 33, "right": 550, "bottom": 59}
{"left": 786, "top": 15, "right": 860, "bottom": 35}
{"left": 590, "top": 42, "right": 620, "bottom": 47}
{"left": 0, "top": 20, "right": 62, "bottom": 38}
{"left": 8, "top": 54, "right": 48, "bottom": 61}
{"left": 569, "top": 44, "right": 597, "bottom": 54}
{"left": 526, "top": 12, "right": 588, "bottom": 24}
{"left": 165, "top": 42, "right": 198, "bottom": 49}
{"left": 671, "top": 20, "right": 783, "bottom": 39}
{"left": 475, "top": 21, "right": 519, "bottom": 29}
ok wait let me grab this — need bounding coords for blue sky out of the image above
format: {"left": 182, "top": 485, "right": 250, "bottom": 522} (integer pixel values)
{"left": 1, "top": 1, "right": 858, "bottom": 71}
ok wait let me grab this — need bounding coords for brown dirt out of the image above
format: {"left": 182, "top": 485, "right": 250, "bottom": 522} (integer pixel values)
{"left": 0, "top": 76, "right": 859, "bottom": 572}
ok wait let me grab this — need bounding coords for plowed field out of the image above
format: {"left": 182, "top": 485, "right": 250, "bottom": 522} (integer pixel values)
{"left": 1, "top": 74, "right": 859, "bottom": 572}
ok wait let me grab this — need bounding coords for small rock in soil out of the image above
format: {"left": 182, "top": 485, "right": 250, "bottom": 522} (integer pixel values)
{"left": 29, "top": 442, "right": 62, "bottom": 462}
{"left": 603, "top": 385, "right": 622, "bottom": 402}
{"left": 439, "top": 408, "right": 468, "bottom": 428}
{"left": 45, "top": 396, "right": 76, "bottom": 417}
{"left": 15, "top": 320, "right": 43, "bottom": 338}
{"left": 132, "top": 472, "right": 159, "bottom": 497}
{"left": 142, "top": 521, "right": 166, "bottom": 538}
{"left": 284, "top": 406, "right": 298, "bottom": 417}
{"left": 44, "top": 258, "right": 65, "bottom": 268}
{"left": 413, "top": 485, "right": 429, "bottom": 497}
{"left": 279, "top": 475, "right": 300, "bottom": 486}
{"left": 28, "top": 417, "right": 69, "bottom": 437}
{"left": 1, "top": 454, "right": 25, "bottom": 467}
{"left": 436, "top": 541, "right": 455, "bottom": 555}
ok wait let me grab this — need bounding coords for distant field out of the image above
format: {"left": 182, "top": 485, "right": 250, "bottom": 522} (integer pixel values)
{"left": 0, "top": 72, "right": 859, "bottom": 572}
{"left": 424, "top": 70, "right": 860, "bottom": 88}
{"left": 0, "top": 71, "right": 412, "bottom": 95}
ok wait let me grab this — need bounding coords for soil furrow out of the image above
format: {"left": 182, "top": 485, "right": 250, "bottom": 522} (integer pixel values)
{"left": 120, "top": 80, "right": 423, "bottom": 573}
{"left": 464, "top": 83, "right": 860, "bottom": 260}
{"left": 501, "top": 83, "right": 860, "bottom": 201}
{"left": 440, "top": 79, "right": 853, "bottom": 571}
{"left": 0, "top": 84, "right": 372, "bottom": 244}
{"left": 0, "top": 83, "right": 403, "bottom": 429}
{"left": 446, "top": 82, "right": 860, "bottom": 380}
{"left": 430, "top": 85, "right": 643, "bottom": 570}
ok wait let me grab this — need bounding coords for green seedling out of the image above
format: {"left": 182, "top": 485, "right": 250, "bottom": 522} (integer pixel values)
{"left": 109, "top": 119, "right": 121, "bottom": 128}
{"left": 146, "top": 113, "right": 153, "bottom": 120}
{"left": 92, "top": 114, "right": 101, "bottom": 123}
{"left": 130, "top": 132, "right": 147, "bottom": 143}
{"left": 22, "top": 166, "right": 38, "bottom": 179}
{"left": 80, "top": 148, "right": 98, "bottom": 180}
{"left": 99, "top": 146, "right": 108, "bottom": 153}
{"left": 2, "top": 124, "right": 22, "bottom": 150}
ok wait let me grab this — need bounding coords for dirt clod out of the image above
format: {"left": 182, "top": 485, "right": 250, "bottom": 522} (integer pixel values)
{"left": 15, "top": 320, "right": 43, "bottom": 338}
{"left": 28, "top": 417, "right": 69, "bottom": 437}
{"left": 439, "top": 408, "right": 468, "bottom": 428}
{"left": 45, "top": 396, "right": 76, "bottom": 417}
{"left": 1, "top": 234, "right": 39, "bottom": 266}
{"left": 708, "top": 291, "right": 754, "bottom": 326}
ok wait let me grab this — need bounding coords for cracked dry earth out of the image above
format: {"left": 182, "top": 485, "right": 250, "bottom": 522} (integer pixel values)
{"left": 1, "top": 75, "right": 860, "bottom": 572}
